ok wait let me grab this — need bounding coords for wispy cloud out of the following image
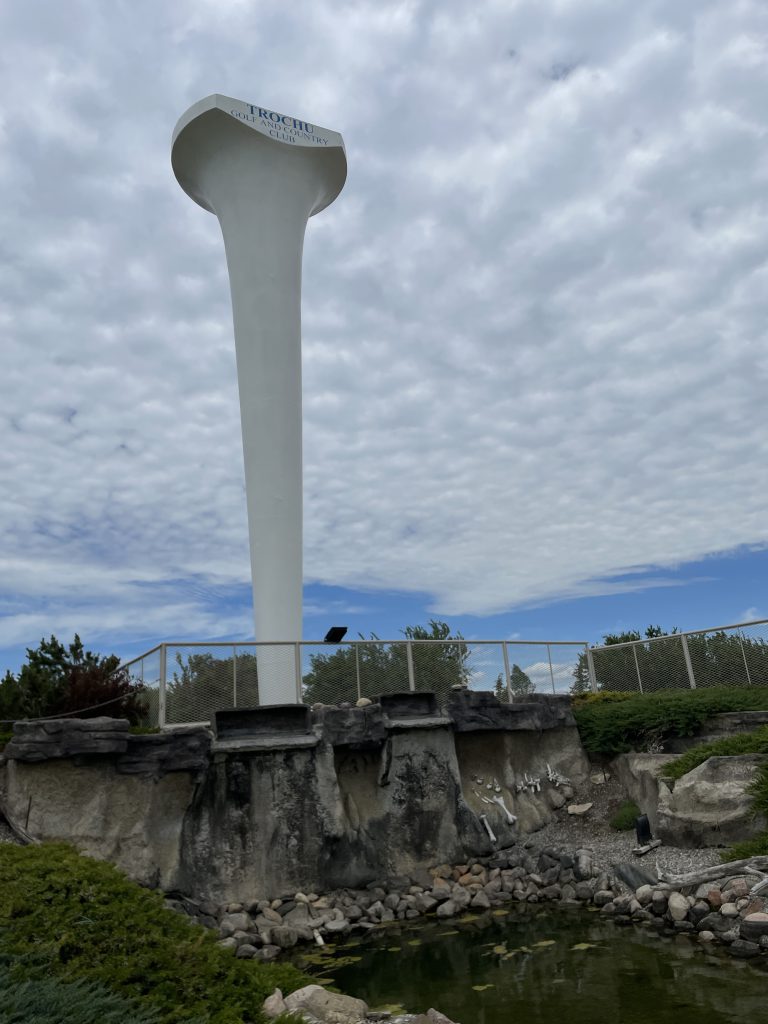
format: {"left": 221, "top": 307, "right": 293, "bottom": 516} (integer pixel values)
{"left": 1, "top": 0, "right": 767, "bottom": 658}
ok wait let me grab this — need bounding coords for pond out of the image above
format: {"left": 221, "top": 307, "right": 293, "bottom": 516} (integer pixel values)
{"left": 293, "top": 905, "right": 768, "bottom": 1024}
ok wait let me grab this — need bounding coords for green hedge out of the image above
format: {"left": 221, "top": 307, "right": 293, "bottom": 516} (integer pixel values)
{"left": 573, "top": 686, "right": 768, "bottom": 756}
{"left": 663, "top": 726, "right": 768, "bottom": 780}
{"left": 0, "top": 844, "right": 311, "bottom": 1024}
{"left": 0, "top": 964, "right": 169, "bottom": 1024}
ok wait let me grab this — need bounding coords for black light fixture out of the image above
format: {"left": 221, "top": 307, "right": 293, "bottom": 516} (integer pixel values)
{"left": 324, "top": 626, "right": 348, "bottom": 643}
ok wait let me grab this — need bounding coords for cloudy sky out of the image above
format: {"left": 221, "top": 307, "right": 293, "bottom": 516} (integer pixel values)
{"left": 2, "top": 0, "right": 768, "bottom": 678}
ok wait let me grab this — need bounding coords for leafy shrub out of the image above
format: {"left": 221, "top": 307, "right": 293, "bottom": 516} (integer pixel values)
{"left": 663, "top": 727, "right": 768, "bottom": 780}
{"left": 609, "top": 801, "right": 641, "bottom": 831}
{"left": 0, "top": 730, "right": 12, "bottom": 751}
{"left": 0, "top": 965, "right": 169, "bottom": 1024}
{"left": 0, "top": 635, "right": 146, "bottom": 725}
{"left": 0, "top": 843, "right": 311, "bottom": 1024}
{"left": 573, "top": 686, "right": 768, "bottom": 756}
{"left": 721, "top": 833, "right": 768, "bottom": 861}
{"left": 570, "top": 691, "right": 634, "bottom": 709}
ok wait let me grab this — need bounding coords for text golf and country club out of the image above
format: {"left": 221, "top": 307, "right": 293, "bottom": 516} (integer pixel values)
{"left": 230, "top": 104, "right": 331, "bottom": 146}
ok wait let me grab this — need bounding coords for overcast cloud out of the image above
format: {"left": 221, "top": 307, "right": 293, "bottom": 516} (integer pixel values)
{"left": 1, "top": 0, "right": 767, "bottom": 651}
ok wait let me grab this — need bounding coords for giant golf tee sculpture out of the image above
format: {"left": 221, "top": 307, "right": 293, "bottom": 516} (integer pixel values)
{"left": 172, "top": 95, "right": 347, "bottom": 704}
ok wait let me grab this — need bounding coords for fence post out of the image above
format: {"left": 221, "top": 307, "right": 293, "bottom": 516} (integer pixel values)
{"left": 546, "top": 644, "right": 556, "bottom": 695}
{"left": 232, "top": 644, "right": 238, "bottom": 708}
{"left": 406, "top": 642, "right": 415, "bottom": 692}
{"left": 502, "top": 642, "right": 512, "bottom": 703}
{"left": 680, "top": 634, "right": 697, "bottom": 689}
{"left": 355, "top": 645, "right": 361, "bottom": 700}
{"left": 294, "top": 643, "right": 303, "bottom": 703}
{"left": 739, "top": 632, "right": 753, "bottom": 686}
{"left": 632, "top": 644, "right": 644, "bottom": 694}
{"left": 586, "top": 646, "right": 598, "bottom": 694}
{"left": 158, "top": 646, "right": 167, "bottom": 729}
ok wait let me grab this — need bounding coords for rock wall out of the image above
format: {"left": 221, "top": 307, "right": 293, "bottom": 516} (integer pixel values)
{"left": 0, "top": 691, "right": 591, "bottom": 902}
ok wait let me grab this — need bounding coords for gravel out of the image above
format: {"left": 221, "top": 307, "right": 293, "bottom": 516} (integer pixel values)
{"left": 528, "top": 770, "right": 722, "bottom": 876}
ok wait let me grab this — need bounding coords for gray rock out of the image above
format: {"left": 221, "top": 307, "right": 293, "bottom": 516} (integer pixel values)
{"left": 651, "top": 891, "right": 669, "bottom": 916}
{"left": 436, "top": 899, "right": 457, "bottom": 918}
{"left": 253, "top": 944, "right": 281, "bottom": 962}
{"left": 4, "top": 717, "right": 131, "bottom": 762}
{"left": 635, "top": 885, "right": 653, "bottom": 906}
{"left": 657, "top": 755, "right": 768, "bottom": 848}
{"left": 471, "top": 890, "right": 491, "bottom": 909}
{"left": 220, "top": 912, "right": 252, "bottom": 935}
{"left": 740, "top": 912, "right": 768, "bottom": 942}
{"left": 667, "top": 892, "right": 689, "bottom": 922}
{"left": 593, "top": 890, "right": 614, "bottom": 907}
{"left": 728, "top": 939, "right": 761, "bottom": 959}
{"left": 263, "top": 989, "right": 287, "bottom": 1019}
{"left": 324, "top": 918, "right": 350, "bottom": 934}
{"left": 284, "top": 984, "right": 368, "bottom": 1024}
{"left": 574, "top": 850, "right": 594, "bottom": 881}
{"left": 698, "top": 912, "right": 733, "bottom": 935}
{"left": 414, "top": 893, "right": 438, "bottom": 914}
{"left": 217, "top": 937, "right": 238, "bottom": 952}
{"left": 270, "top": 925, "right": 299, "bottom": 949}
{"left": 614, "top": 863, "right": 658, "bottom": 890}
{"left": 236, "top": 944, "right": 259, "bottom": 958}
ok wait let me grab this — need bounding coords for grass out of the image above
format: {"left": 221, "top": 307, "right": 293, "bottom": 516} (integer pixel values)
{"left": 662, "top": 726, "right": 768, "bottom": 780}
{"left": 609, "top": 801, "right": 640, "bottom": 831}
{"left": 572, "top": 686, "right": 768, "bottom": 756}
{"left": 0, "top": 843, "right": 312, "bottom": 1024}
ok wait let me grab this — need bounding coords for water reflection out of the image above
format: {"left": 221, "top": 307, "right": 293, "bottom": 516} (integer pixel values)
{"left": 296, "top": 905, "right": 768, "bottom": 1024}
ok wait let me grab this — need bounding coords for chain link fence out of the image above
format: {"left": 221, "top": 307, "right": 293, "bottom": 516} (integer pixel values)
{"left": 122, "top": 639, "right": 589, "bottom": 728}
{"left": 590, "top": 619, "right": 768, "bottom": 694}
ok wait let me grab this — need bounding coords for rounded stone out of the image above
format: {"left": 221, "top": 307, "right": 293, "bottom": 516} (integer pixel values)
{"left": 668, "top": 892, "right": 689, "bottom": 922}
{"left": 740, "top": 912, "right": 768, "bottom": 943}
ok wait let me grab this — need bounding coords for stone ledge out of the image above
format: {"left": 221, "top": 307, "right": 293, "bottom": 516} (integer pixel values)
{"left": 4, "top": 717, "right": 131, "bottom": 762}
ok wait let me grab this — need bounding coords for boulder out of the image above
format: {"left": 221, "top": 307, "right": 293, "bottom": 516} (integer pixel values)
{"left": 740, "top": 912, "right": 768, "bottom": 943}
{"left": 657, "top": 756, "right": 768, "bottom": 847}
{"left": 667, "top": 892, "right": 689, "bottom": 922}
{"left": 611, "top": 753, "right": 676, "bottom": 834}
{"left": 263, "top": 989, "right": 287, "bottom": 1018}
{"left": 284, "top": 985, "right": 368, "bottom": 1024}
{"left": 728, "top": 939, "right": 761, "bottom": 959}
{"left": 567, "top": 803, "right": 593, "bottom": 817}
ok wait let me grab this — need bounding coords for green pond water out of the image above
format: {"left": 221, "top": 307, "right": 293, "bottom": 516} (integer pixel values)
{"left": 293, "top": 905, "right": 768, "bottom": 1024}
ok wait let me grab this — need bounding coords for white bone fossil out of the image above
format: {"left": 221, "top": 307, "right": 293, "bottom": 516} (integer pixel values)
{"left": 479, "top": 813, "right": 497, "bottom": 844}
{"left": 546, "top": 763, "right": 570, "bottom": 787}
{"left": 490, "top": 793, "right": 517, "bottom": 825}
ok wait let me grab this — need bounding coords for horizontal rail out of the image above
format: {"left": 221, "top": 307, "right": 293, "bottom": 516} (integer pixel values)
{"left": 591, "top": 617, "right": 768, "bottom": 652}
{"left": 122, "top": 636, "right": 587, "bottom": 668}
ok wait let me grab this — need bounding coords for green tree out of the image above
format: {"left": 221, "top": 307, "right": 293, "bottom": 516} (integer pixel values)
{"left": 494, "top": 664, "right": 536, "bottom": 701}
{"left": 165, "top": 651, "right": 259, "bottom": 724}
{"left": 0, "top": 635, "right": 146, "bottom": 725}
{"left": 302, "top": 620, "right": 469, "bottom": 706}
{"left": 510, "top": 663, "right": 535, "bottom": 697}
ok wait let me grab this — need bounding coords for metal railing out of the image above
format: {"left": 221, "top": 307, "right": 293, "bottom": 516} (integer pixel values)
{"left": 121, "top": 638, "right": 590, "bottom": 728}
{"left": 589, "top": 618, "right": 768, "bottom": 694}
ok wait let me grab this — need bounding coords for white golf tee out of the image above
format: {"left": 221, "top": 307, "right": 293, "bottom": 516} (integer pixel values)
{"left": 171, "top": 95, "right": 347, "bottom": 705}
